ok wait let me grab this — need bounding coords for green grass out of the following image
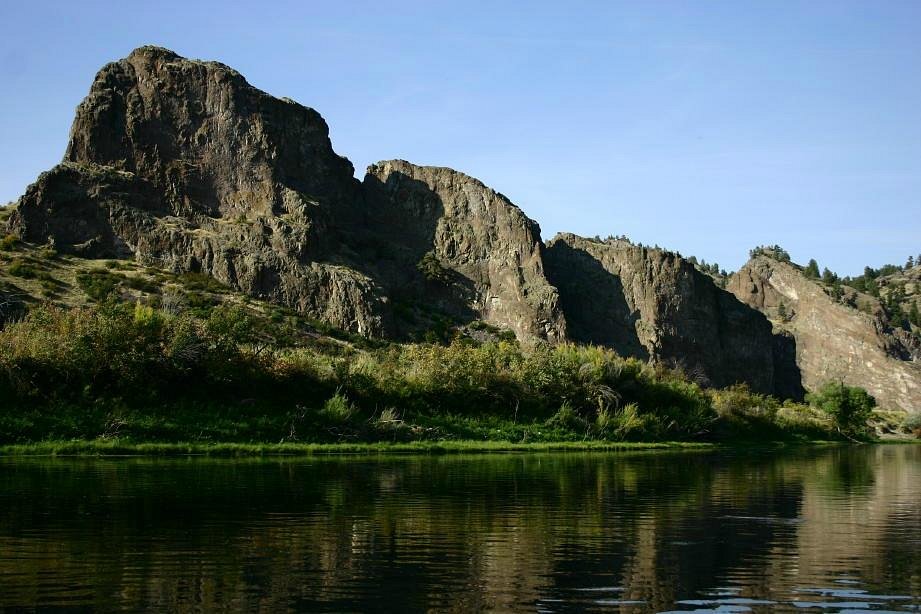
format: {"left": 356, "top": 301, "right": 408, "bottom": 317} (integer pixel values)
{"left": 0, "top": 439, "right": 715, "bottom": 457}
{"left": 1, "top": 437, "right": 873, "bottom": 458}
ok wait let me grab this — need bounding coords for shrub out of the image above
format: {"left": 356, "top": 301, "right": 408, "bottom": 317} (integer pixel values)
{"left": 807, "top": 382, "right": 876, "bottom": 438}
{"left": 902, "top": 412, "right": 921, "bottom": 438}
{"left": 417, "top": 252, "right": 451, "bottom": 284}
{"left": 186, "top": 291, "right": 218, "bottom": 314}
{"left": 612, "top": 403, "right": 654, "bottom": 440}
{"left": 546, "top": 403, "right": 588, "bottom": 433}
{"left": 124, "top": 275, "right": 158, "bottom": 293}
{"left": 594, "top": 406, "right": 615, "bottom": 434}
{"left": 321, "top": 392, "right": 356, "bottom": 423}
{"left": 711, "top": 384, "right": 779, "bottom": 422}
{"left": 0, "top": 302, "right": 270, "bottom": 407}
{"left": 0, "top": 302, "right": 845, "bottom": 444}
{"left": 179, "top": 272, "right": 227, "bottom": 293}
{"left": 76, "top": 269, "right": 123, "bottom": 301}
{"left": 7, "top": 259, "right": 36, "bottom": 279}
{"left": 0, "top": 234, "right": 18, "bottom": 251}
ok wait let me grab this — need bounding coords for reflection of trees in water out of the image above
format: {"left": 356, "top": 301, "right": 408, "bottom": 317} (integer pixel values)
{"left": 0, "top": 447, "right": 917, "bottom": 611}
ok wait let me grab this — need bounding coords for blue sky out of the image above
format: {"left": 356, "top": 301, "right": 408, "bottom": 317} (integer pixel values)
{"left": 1, "top": 1, "right": 919, "bottom": 275}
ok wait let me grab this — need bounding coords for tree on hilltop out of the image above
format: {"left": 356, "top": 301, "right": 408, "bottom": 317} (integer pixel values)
{"left": 805, "top": 259, "right": 820, "bottom": 279}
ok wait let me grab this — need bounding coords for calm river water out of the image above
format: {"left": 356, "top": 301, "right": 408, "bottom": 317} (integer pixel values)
{"left": 0, "top": 446, "right": 919, "bottom": 612}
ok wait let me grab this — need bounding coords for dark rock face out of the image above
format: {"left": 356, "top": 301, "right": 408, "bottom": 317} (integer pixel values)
{"left": 64, "top": 47, "right": 360, "bottom": 225}
{"left": 363, "top": 161, "right": 566, "bottom": 343}
{"left": 545, "top": 234, "right": 803, "bottom": 398}
{"left": 9, "top": 46, "right": 565, "bottom": 342}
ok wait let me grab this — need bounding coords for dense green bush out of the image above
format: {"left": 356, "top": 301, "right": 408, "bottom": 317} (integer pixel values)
{"left": 179, "top": 272, "right": 228, "bottom": 293}
{"left": 0, "top": 302, "right": 278, "bottom": 406}
{"left": 806, "top": 382, "right": 876, "bottom": 438}
{"left": 416, "top": 252, "right": 452, "bottom": 284}
{"left": 76, "top": 269, "right": 124, "bottom": 301}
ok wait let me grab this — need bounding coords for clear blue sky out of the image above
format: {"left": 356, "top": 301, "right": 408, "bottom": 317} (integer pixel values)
{"left": 2, "top": 1, "right": 919, "bottom": 275}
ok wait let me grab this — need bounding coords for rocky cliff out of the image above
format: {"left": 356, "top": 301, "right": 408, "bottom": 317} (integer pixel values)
{"left": 8, "top": 46, "right": 564, "bottom": 342}
{"left": 545, "top": 234, "right": 803, "bottom": 397}
{"left": 363, "top": 161, "right": 565, "bottom": 342}
{"left": 729, "top": 256, "right": 921, "bottom": 411}
{"left": 7, "top": 46, "right": 918, "bottom": 405}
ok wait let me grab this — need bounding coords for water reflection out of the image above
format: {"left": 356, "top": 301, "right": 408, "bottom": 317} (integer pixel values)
{"left": 0, "top": 446, "right": 918, "bottom": 612}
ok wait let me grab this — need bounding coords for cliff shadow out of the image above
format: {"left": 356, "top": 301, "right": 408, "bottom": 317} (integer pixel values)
{"left": 544, "top": 241, "right": 648, "bottom": 360}
{"left": 347, "top": 171, "right": 479, "bottom": 339}
{"left": 772, "top": 331, "right": 805, "bottom": 401}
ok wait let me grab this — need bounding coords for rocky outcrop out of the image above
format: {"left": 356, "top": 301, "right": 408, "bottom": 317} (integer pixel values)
{"left": 8, "top": 46, "right": 569, "bottom": 342}
{"left": 363, "top": 161, "right": 566, "bottom": 342}
{"left": 729, "top": 257, "right": 921, "bottom": 411}
{"left": 10, "top": 46, "right": 388, "bottom": 335}
{"left": 545, "top": 234, "right": 803, "bottom": 398}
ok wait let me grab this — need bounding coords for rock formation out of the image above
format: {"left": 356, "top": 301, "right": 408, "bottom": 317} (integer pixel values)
{"left": 363, "top": 161, "right": 566, "bottom": 342}
{"left": 8, "top": 46, "right": 565, "bottom": 342}
{"left": 7, "top": 46, "right": 918, "bottom": 405}
{"left": 729, "top": 256, "right": 921, "bottom": 411}
{"left": 545, "top": 234, "right": 803, "bottom": 397}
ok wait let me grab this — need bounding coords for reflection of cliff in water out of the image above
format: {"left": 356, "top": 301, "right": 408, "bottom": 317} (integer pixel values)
{"left": 0, "top": 447, "right": 918, "bottom": 611}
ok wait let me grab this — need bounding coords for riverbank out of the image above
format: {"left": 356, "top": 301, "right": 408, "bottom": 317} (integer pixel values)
{"left": 2, "top": 302, "right": 911, "bottom": 450}
{"left": 2, "top": 438, "right": 854, "bottom": 458}
{"left": 0, "top": 439, "right": 709, "bottom": 457}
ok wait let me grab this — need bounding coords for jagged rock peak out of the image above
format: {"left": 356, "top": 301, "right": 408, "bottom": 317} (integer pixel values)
{"left": 125, "top": 45, "right": 239, "bottom": 75}
{"left": 365, "top": 159, "right": 567, "bottom": 343}
{"left": 367, "top": 160, "right": 527, "bottom": 211}
{"left": 64, "top": 45, "right": 356, "bottom": 221}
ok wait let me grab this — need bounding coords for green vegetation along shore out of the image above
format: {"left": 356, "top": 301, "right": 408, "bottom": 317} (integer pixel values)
{"left": 1, "top": 296, "right": 915, "bottom": 456}
{"left": 0, "top": 440, "right": 719, "bottom": 457}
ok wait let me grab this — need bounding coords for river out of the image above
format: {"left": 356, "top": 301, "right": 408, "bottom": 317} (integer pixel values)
{"left": 0, "top": 445, "right": 919, "bottom": 612}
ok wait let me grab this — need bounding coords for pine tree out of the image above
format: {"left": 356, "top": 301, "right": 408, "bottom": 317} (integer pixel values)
{"left": 805, "top": 259, "right": 820, "bottom": 278}
{"left": 910, "top": 301, "right": 920, "bottom": 327}
{"left": 908, "top": 255, "right": 915, "bottom": 269}
{"left": 822, "top": 267, "right": 837, "bottom": 284}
